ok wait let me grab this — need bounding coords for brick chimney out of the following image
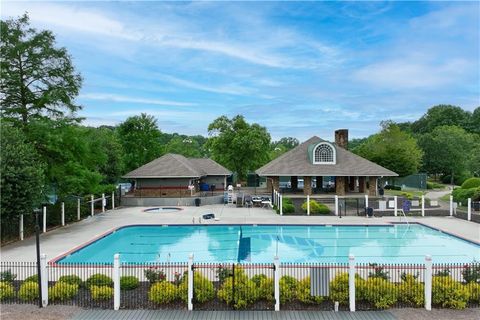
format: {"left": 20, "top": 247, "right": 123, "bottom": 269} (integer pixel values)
{"left": 334, "top": 129, "right": 349, "bottom": 149}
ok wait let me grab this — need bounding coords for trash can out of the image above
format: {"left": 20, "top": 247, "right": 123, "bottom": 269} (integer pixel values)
{"left": 195, "top": 198, "right": 201, "bottom": 207}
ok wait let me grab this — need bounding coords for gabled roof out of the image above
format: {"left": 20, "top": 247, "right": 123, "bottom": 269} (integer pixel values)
{"left": 256, "top": 136, "right": 398, "bottom": 177}
{"left": 123, "top": 153, "right": 231, "bottom": 179}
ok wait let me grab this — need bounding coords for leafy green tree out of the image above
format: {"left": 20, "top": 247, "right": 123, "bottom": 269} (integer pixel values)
{"left": 207, "top": 115, "right": 271, "bottom": 180}
{"left": 467, "top": 107, "right": 480, "bottom": 134}
{"left": 1, "top": 125, "right": 45, "bottom": 226}
{"left": 411, "top": 105, "right": 471, "bottom": 134}
{"left": 270, "top": 137, "right": 299, "bottom": 159}
{"left": 355, "top": 122, "right": 423, "bottom": 177}
{"left": 348, "top": 137, "right": 367, "bottom": 153}
{"left": 164, "top": 136, "right": 202, "bottom": 157}
{"left": 117, "top": 113, "right": 163, "bottom": 172}
{"left": 418, "top": 126, "right": 473, "bottom": 183}
{"left": 0, "top": 14, "right": 82, "bottom": 127}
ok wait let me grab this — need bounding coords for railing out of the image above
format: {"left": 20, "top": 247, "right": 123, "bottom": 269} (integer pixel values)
{"left": 1, "top": 258, "right": 478, "bottom": 311}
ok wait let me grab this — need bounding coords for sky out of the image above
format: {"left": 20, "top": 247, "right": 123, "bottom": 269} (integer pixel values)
{"left": 2, "top": 1, "right": 479, "bottom": 141}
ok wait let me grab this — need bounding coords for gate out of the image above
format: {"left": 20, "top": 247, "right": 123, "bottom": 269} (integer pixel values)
{"left": 192, "top": 263, "right": 275, "bottom": 310}
{"left": 339, "top": 197, "right": 366, "bottom": 216}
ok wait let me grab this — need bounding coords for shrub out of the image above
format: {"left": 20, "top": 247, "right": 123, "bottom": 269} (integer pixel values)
{"left": 442, "top": 173, "right": 470, "bottom": 186}
{"left": 257, "top": 277, "right": 274, "bottom": 302}
{"left": 276, "top": 197, "right": 295, "bottom": 214}
{"left": 368, "top": 263, "right": 390, "bottom": 280}
{"left": 58, "top": 275, "right": 83, "bottom": 287}
{"left": 0, "top": 270, "right": 16, "bottom": 283}
{"left": 0, "top": 281, "right": 15, "bottom": 300}
{"left": 452, "top": 187, "right": 478, "bottom": 204}
{"left": 384, "top": 185, "right": 401, "bottom": 191}
{"left": 466, "top": 282, "right": 480, "bottom": 304}
{"left": 19, "top": 281, "right": 39, "bottom": 301}
{"left": 194, "top": 273, "right": 215, "bottom": 304}
{"left": 49, "top": 282, "right": 79, "bottom": 301}
{"left": 462, "top": 264, "right": 480, "bottom": 284}
{"left": 279, "top": 275, "right": 298, "bottom": 304}
{"left": 24, "top": 274, "right": 38, "bottom": 283}
{"left": 90, "top": 285, "right": 113, "bottom": 301}
{"left": 149, "top": 281, "right": 178, "bottom": 304}
{"left": 144, "top": 268, "right": 166, "bottom": 284}
{"left": 362, "top": 277, "right": 397, "bottom": 309}
{"left": 301, "top": 200, "right": 330, "bottom": 215}
{"left": 296, "top": 277, "right": 323, "bottom": 304}
{"left": 461, "top": 178, "right": 480, "bottom": 189}
{"left": 432, "top": 276, "right": 469, "bottom": 309}
{"left": 216, "top": 265, "right": 233, "bottom": 283}
{"left": 218, "top": 267, "right": 259, "bottom": 309}
{"left": 85, "top": 274, "right": 113, "bottom": 288}
{"left": 329, "top": 273, "right": 365, "bottom": 305}
{"left": 398, "top": 275, "right": 424, "bottom": 307}
{"left": 120, "top": 276, "right": 139, "bottom": 290}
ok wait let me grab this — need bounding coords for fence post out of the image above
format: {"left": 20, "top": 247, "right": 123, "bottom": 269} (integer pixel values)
{"left": 279, "top": 194, "right": 283, "bottom": 216}
{"left": 274, "top": 255, "right": 280, "bottom": 311}
{"left": 102, "top": 193, "right": 106, "bottom": 213}
{"left": 91, "top": 195, "right": 94, "bottom": 216}
{"left": 61, "top": 202, "right": 65, "bottom": 226}
{"left": 112, "top": 191, "right": 115, "bottom": 210}
{"left": 19, "top": 214, "right": 24, "bottom": 241}
{"left": 424, "top": 255, "right": 432, "bottom": 311}
{"left": 421, "top": 195, "right": 425, "bottom": 217}
{"left": 468, "top": 198, "right": 472, "bottom": 221}
{"left": 348, "top": 254, "right": 356, "bottom": 312}
{"left": 40, "top": 254, "right": 48, "bottom": 307}
{"left": 188, "top": 253, "right": 194, "bottom": 311}
{"left": 393, "top": 196, "right": 397, "bottom": 217}
{"left": 365, "top": 194, "right": 368, "bottom": 209}
{"left": 43, "top": 205, "right": 47, "bottom": 233}
{"left": 113, "top": 253, "right": 120, "bottom": 310}
{"left": 335, "top": 195, "right": 339, "bottom": 216}
{"left": 307, "top": 195, "right": 310, "bottom": 216}
{"left": 77, "top": 198, "right": 81, "bottom": 221}
{"left": 449, "top": 195, "right": 453, "bottom": 216}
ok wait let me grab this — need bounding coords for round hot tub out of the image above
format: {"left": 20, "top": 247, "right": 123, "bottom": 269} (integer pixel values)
{"left": 144, "top": 207, "right": 182, "bottom": 213}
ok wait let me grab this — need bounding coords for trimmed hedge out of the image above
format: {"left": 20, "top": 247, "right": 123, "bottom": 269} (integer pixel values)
{"left": 49, "top": 282, "right": 79, "bottom": 301}
{"left": 275, "top": 197, "right": 295, "bottom": 214}
{"left": 58, "top": 275, "right": 83, "bottom": 287}
{"left": 120, "top": 276, "right": 139, "bottom": 290}
{"left": 149, "top": 281, "right": 178, "bottom": 304}
{"left": 301, "top": 200, "right": 330, "bottom": 214}
{"left": 90, "top": 285, "right": 113, "bottom": 300}
{"left": 85, "top": 274, "right": 113, "bottom": 288}
{"left": 0, "top": 281, "right": 15, "bottom": 300}
{"left": 19, "top": 281, "right": 39, "bottom": 301}
{"left": 461, "top": 178, "right": 480, "bottom": 190}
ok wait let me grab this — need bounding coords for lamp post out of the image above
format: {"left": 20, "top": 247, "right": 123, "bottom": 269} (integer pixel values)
{"left": 33, "top": 207, "right": 43, "bottom": 308}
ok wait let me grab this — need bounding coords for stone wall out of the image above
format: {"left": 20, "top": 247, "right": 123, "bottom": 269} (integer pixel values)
{"left": 303, "top": 176, "right": 312, "bottom": 195}
{"left": 335, "top": 176, "right": 346, "bottom": 195}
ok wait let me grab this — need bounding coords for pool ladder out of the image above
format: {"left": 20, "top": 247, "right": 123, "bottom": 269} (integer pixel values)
{"left": 398, "top": 209, "right": 410, "bottom": 225}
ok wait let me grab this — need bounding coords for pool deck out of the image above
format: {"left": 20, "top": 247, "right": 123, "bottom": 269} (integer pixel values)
{"left": 1, "top": 205, "right": 479, "bottom": 262}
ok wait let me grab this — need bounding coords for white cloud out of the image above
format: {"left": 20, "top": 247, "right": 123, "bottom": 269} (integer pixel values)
{"left": 79, "top": 93, "right": 196, "bottom": 107}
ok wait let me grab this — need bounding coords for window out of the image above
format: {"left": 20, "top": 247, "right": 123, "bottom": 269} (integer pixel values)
{"left": 313, "top": 143, "right": 336, "bottom": 164}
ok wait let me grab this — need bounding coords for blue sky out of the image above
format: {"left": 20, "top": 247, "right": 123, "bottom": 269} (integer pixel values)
{"left": 3, "top": 1, "right": 479, "bottom": 141}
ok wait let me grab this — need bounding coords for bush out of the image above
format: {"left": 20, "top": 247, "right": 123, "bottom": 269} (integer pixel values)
{"left": 257, "top": 277, "right": 274, "bottom": 302}
{"left": 58, "top": 275, "right": 83, "bottom": 287}
{"left": 427, "top": 181, "right": 445, "bottom": 190}
{"left": 19, "top": 281, "right": 39, "bottom": 301}
{"left": 452, "top": 187, "right": 479, "bottom": 204}
{"left": 218, "top": 267, "right": 258, "bottom": 309}
{"left": 466, "top": 282, "right": 480, "bottom": 304}
{"left": 0, "top": 270, "right": 17, "bottom": 283}
{"left": 442, "top": 173, "right": 470, "bottom": 186}
{"left": 461, "top": 178, "right": 480, "bottom": 189}
{"left": 120, "top": 276, "right": 139, "bottom": 290}
{"left": 144, "top": 268, "right": 166, "bottom": 284}
{"left": 279, "top": 275, "right": 298, "bottom": 304}
{"left": 432, "top": 276, "right": 469, "bottom": 309}
{"left": 0, "top": 281, "right": 15, "bottom": 300}
{"left": 149, "top": 281, "right": 178, "bottom": 304}
{"left": 329, "top": 273, "right": 365, "bottom": 305}
{"left": 276, "top": 197, "right": 295, "bottom": 214}
{"left": 49, "top": 282, "right": 79, "bottom": 301}
{"left": 85, "top": 274, "right": 113, "bottom": 288}
{"left": 216, "top": 265, "right": 233, "bottom": 283}
{"left": 301, "top": 200, "right": 330, "bottom": 215}
{"left": 462, "top": 264, "right": 480, "bottom": 283}
{"left": 398, "top": 275, "right": 424, "bottom": 307}
{"left": 361, "top": 277, "right": 397, "bottom": 309}
{"left": 368, "top": 264, "right": 390, "bottom": 280}
{"left": 194, "top": 273, "right": 215, "bottom": 304}
{"left": 90, "top": 285, "right": 113, "bottom": 301}
{"left": 384, "top": 185, "right": 401, "bottom": 191}
{"left": 25, "top": 274, "right": 38, "bottom": 283}
{"left": 296, "top": 277, "right": 323, "bottom": 304}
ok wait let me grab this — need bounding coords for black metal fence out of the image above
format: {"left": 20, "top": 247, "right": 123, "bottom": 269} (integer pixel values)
{"left": 1, "top": 261, "right": 478, "bottom": 310}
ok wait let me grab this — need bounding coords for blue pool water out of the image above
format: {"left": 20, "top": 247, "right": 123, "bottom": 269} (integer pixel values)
{"left": 56, "top": 224, "right": 480, "bottom": 264}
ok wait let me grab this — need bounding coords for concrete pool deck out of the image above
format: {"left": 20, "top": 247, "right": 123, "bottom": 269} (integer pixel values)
{"left": 1, "top": 205, "right": 479, "bottom": 262}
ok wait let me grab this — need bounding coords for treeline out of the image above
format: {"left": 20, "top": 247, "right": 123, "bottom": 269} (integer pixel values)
{"left": 351, "top": 105, "right": 480, "bottom": 184}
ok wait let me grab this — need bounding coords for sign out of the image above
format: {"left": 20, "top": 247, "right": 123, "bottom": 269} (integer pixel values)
{"left": 402, "top": 200, "right": 411, "bottom": 213}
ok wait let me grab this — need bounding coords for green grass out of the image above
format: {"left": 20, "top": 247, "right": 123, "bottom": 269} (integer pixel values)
{"left": 384, "top": 189, "right": 426, "bottom": 197}
{"left": 439, "top": 194, "right": 452, "bottom": 202}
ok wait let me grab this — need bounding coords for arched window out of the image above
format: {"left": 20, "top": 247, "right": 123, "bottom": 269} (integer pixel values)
{"left": 313, "top": 142, "right": 336, "bottom": 164}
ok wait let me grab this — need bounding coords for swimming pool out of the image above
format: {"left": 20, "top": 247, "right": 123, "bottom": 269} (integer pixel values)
{"left": 55, "top": 224, "right": 480, "bottom": 264}
{"left": 143, "top": 207, "right": 182, "bottom": 213}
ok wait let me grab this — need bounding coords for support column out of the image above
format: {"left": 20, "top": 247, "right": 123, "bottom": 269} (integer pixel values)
{"left": 348, "top": 254, "right": 356, "bottom": 312}
{"left": 368, "top": 177, "right": 377, "bottom": 196}
{"left": 102, "top": 193, "right": 106, "bottom": 213}
{"left": 113, "top": 254, "right": 120, "bottom": 311}
{"left": 468, "top": 198, "right": 472, "bottom": 221}
{"left": 274, "top": 256, "right": 280, "bottom": 311}
{"left": 291, "top": 176, "right": 298, "bottom": 190}
{"left": 449, "top": 195, "right": 453, "bottom": 217}
{"left": 358, "top": 177, "right": 366, "bottom": 193}
{"left": 43, "top": 206, "right": 47, "bottom": 233}
{"left": 267, "top": 176, "right": 280, "bottom": 192}
{"left": 421, "top": 195, "right": 425, "bottom": 217}
{"left": 424, "top": 255, "right": 432, "bottom": 311}
{"left": 19, "top": 214, "right": 24, "bottom": 241}
{"left": 188, "top": 254, "right": 194, "bottom": 311}
{"left": 61, "top": 202, "right": 65, "bottom": 226}
{"left": 91, "top": 195, "right": 94, "bottom": 216}
{"left": 335, "top": 177, "right": 346, "bottom": 196}
{"left": 77, "top": 198, "right": 81, "bottom": 221}
{"left": 40, "top": 254, "right": 48, "bottom": 307}
{"left": 303, "top": 176, "right": 312, "bottom": 195}
{"left": 307, "top": 195, "right": 310, "bottom": 216}
{"left": 112, "top": 191, "right": 115, "bottom": 210}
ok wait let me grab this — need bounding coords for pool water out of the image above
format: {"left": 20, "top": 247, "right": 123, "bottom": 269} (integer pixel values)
{"left": 56, "top": 224, "right": 480, "bottom": 264}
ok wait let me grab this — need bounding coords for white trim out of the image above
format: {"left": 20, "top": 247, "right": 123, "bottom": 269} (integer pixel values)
{"left": 312, "top": 142, "right": 336, "bottom": 165}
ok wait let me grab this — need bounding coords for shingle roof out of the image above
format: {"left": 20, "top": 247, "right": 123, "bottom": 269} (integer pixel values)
{"left": 122, "top": 154, "right": 231, "bottom": 178}
{"left": 255, "top": 136, "right": 398, "bottom": 177}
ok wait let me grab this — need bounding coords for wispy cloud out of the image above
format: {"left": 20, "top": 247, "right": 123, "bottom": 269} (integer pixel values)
{"left": 79, "top": 93, "right": 196, "bottom": 107}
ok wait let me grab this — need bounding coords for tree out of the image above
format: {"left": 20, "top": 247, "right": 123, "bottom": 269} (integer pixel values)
{"left": 418, "top": 126, "right": 473, "bottom": 183}
{"left": 164, "top": 136, "right": 202, "bottom": 158}
{"left": 207, "top": 115, "right": 271, "bottom": 180}
{"left": 270, "top": 137, "right": 299, "bottom": 159}
{"left": 354, "top": 122, "right": 423, "bottom": 177}
{"left": 1, "top": 125, "right": 45, "bottom": 225}
{"left": 411, "top": 105, "right": 471, "bottom": 134}
{"left": 0, "top": 14, "right": 82, "bottom": 127}
{"left": 117, "top": 113, "right": 163, "bottom": 172}
{"left": 467, "top": 107, "right": 480, "bottom": 134}
{"left": 348, "top": 138, "right": 367, "bottom": 153}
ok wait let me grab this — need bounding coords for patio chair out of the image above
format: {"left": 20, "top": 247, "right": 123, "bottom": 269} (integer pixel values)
{"left": 244, "top": 195, "right": 253, "bottom": 208}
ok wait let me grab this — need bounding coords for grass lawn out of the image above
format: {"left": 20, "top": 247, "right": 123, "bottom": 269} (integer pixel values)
{"left": 439, "top": 194, "right": 451, "bottom": 202}
{"left": 384, "top": 189, "right": 426, "bottom": 197}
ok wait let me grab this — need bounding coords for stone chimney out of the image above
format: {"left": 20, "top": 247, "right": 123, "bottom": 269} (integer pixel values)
{"left": 334, "top": 129, "right": 349, "bottom": 149}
